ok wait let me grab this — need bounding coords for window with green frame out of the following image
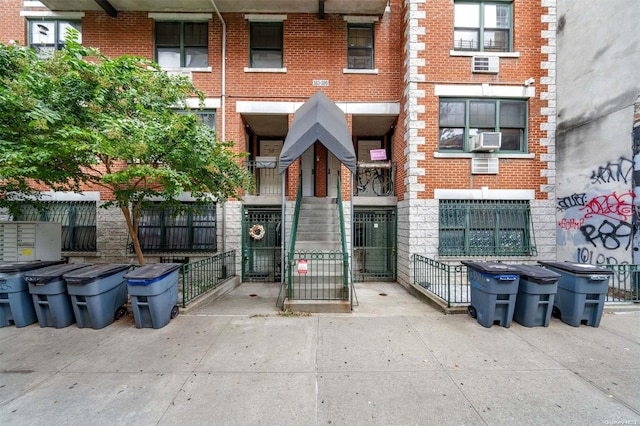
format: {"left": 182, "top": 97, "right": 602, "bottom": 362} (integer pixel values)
{"left": 347, "top": 23, "right": 374, "bottom": 69}
{"left": 453, "top": 1, "right": 512, "bottom": 52}
{"left": 439, "top": 98, "right": 527, "bottom": 152}
{"left": 155, "top": 21, "right": 208, "bottom": 68}
{"left": 15, "top": 201, "right": 96, "bottom": 252}
{"left": 28, "top": 19, "right": 81, "bottom": 56}
{"left": 249, "top": 22, "right": 283, "bottom": 68}
{"left": 439, "top": 200, "right": 536, "bottom": 256}
{"left": 137, "top": 202, "right": 216, "bottom": 253}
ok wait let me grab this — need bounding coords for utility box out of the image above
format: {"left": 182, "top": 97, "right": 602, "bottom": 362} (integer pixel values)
{"left": 0, "top": 222, "right": 62, "bottom": 262}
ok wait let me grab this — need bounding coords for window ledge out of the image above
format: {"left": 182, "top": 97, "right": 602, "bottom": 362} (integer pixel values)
{"left": 343, "top": 68, "right": 379, "bottom": 75}
{"left": 162, "top": 67, "right": 212, "bottom": 73}
{"left": 449, "top": 50, "right": 520, "bottom": 58}
{"left": 62, "top": 251, "right": 100, "bottom": 257}
{"left": 244, "top": 67, "right": 287, "bottom": 73}
{"left": 434, "top": 152, "right": 536, "bottom": 159}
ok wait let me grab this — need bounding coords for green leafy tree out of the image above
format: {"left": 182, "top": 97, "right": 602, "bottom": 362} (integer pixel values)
{"left": 0, "top": 33, "right": 253, "bottom": 264}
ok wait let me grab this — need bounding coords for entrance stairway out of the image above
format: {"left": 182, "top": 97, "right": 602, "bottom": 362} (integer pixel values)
{"left": 284, "top": 197, "right": 350, "bottom": 313}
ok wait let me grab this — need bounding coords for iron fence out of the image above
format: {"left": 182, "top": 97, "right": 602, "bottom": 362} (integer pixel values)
{"left": 413, "top": 255, "right": 640, "bottom": 306}
{"left": 245, "top": 160, "right": 282, "bottom": 196}
{"left": 604, "top": 264, "right": 640, "bottom": 303}
{"left": 180, "top": 251, "right": 235, "bottom": 307}
{"left": 287, "top": 250, "right": 347, "bottom": 300}
{"left": 413, "top": 254, "right": 470, "bottom": 307}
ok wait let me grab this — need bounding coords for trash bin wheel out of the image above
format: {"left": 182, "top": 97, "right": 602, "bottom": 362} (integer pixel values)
{"left": 114, "top": 306, "right": 128, "bottom": 320}
{"left": 170, "top": 305, "right": 179, "bottom": 319}
{"left": 467, "top": 305, "right": 477, "bottom": 319}
{"left": 552, "top": 306, "right": 561, "bottom": 319}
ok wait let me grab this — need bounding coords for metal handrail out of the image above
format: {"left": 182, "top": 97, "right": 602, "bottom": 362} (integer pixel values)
{"left": 336, "top": 172, "right": 350, "bottom": 300}
{"left": 286, "top": 173, "right": 304, "bottom": 299}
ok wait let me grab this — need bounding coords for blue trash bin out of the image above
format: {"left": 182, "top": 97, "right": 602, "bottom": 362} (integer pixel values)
{"left": 25, "top": 263, "right": 93, "bottom": 328}
{"left": 511, "top": 265, "right": 561, "bottom": 327}
{"left": 124, "top": 263, "right": 181, "bottom": 329}
{"left": 462, "top": 261, "right": 520, "bottom": 328}
{"left": 0, "top": 260, "right": 64, "bottom": 328}
{"left": 63, "top": 264, "right": 131, "bottom": 329}
{"left": 538, "top": 261, "right": 613, "bottom": 327}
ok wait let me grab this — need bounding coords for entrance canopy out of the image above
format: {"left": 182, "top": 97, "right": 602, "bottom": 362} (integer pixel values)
{"left": 279, "top": 91, "right": 356, "bottom": 174}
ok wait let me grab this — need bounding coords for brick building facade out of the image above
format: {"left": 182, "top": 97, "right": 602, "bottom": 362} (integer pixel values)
{"left": 0, "top": 0, "right": 557, "bottom": 292}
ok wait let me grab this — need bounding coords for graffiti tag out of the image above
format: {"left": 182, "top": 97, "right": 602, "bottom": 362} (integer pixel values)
{"left": 556, "top": 193, "right": 587, "bottom": 211}
{"left": 580, "top": 220, "right": 633, "bottom": 250}
{"left": 558, "top": 218, "right": 584, "bottom": 230}
{"left": 579, "top": 191, "right": 635, "bottom": 221}
{"left": 590, "top": 157, "right": 634, "bottom": 184}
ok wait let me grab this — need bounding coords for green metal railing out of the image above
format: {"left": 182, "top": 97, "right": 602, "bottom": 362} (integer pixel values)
{"left": 413, "top": 255, "right": 640, "bottom": 306}
{"left": 287, "top": 250, "right": 347, "bottom": 300}
{"left": 336, "top": 173, "right": 350, "bottom": 299}
{"left": 180, "top": 251, "right": 235, "bottom": 307}
{"left": 413, "top": 254, "right": 469, "bottom": 307}
{"left": 604, "top": 264, "right": 640, "bottom": 302}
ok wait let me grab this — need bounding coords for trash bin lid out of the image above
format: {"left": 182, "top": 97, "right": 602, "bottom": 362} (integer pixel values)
{"left": 538, "top": 261, "right": 613, "bottom": 276}
{"left": 510, "top": 264, "right": 561, "bottom": 283}
{"left": 461, "top": 261, "right": 520, "bottom": 275}
{"left": 63, "top": 264, "right": 131, "bottom": 285}
{"left": 24, "top": 263, "right": 93, "bottom": 284}
{"left": 124, "top": 263, "right": 182, "bottom": 281}
{"left": 0, "top": 260, "right": 65, "bottom": 273}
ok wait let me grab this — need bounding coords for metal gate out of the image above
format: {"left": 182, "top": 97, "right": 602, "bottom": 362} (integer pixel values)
{"left": 242, "top": 208, "right": 281, "bottom": 282}
{"left": 353, "top": 208, "right": 396, "bottom": 282}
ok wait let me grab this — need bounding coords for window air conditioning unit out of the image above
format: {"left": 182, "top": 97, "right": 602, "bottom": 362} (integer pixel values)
{"left": 470, "top": 132, "right": 501, "bottom": 152}
{"left": 472, "top": 56, "right": 499, "bottom": 73}
{"left": 471, "top": 157, "right": 499, "bottom": 174}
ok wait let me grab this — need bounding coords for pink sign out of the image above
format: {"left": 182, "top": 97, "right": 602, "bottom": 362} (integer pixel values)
{"left": 297, "top": 259, "right": 308, "bottom": 274}
{"left": 369, "top": 149, "right": 387, "bottom": 161}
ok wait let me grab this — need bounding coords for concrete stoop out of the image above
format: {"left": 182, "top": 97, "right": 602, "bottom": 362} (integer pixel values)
{"left": 283, "top": 298, "right": 351, "bottom": 313}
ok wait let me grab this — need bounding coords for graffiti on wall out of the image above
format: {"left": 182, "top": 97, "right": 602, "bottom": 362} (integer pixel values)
{"left": 557, "top": 156, "right": 638, "bottom": 266}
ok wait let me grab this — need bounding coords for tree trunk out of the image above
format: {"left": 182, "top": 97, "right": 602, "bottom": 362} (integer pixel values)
{"left": 120, "top": 204, "right": 146, "bottom": 265}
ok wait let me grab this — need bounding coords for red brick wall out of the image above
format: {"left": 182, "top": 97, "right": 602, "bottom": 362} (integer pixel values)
{"left": 411, "top": 0, "right": 549, "bottom": 200}
{"left": 0, "top": 0, "right": 26, "bottom": 44}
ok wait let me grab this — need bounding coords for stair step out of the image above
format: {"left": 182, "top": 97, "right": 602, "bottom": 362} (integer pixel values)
{"left": 294, "top": 242, "right": 341, "bottom": 251}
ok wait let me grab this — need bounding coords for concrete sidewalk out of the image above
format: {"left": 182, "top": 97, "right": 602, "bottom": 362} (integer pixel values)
{"left": 1, "top": 282, "right": 639, "bottom": 425}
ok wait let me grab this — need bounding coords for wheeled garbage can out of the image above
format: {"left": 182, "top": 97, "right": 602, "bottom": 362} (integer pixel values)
{"left": 124, "top": 263, "right": 181, "bottom": 329}
{"left": 538, "top": 261, "right": 613, "bottom": 327}
{"left": 64, "top": 264, "right": 131, "bottom": 329}
{"left": 0, "top": 260, "right": 64, "bottom": 328}
{"left": 462, "top": 261, "right": 520, "bottom": 328}
{"left": 511, "top": 265, "right": 561, "bottom": 327}
{"left": 25, "top": 263, "right": 93, "bottom": 328}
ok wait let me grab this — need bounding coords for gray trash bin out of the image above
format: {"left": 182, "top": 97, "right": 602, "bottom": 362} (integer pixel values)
{"left": 64, "top": 264, "right": 131, "bottom": 329}
{"left": 511, "top": 265, "right": 561, "bottom": 327}
{"left": 538, "top": 261, "right": 613, "bottom": 327}
{"left": 25, "top": 263, "right": 93, "bottom": 328}
{"left": 124, "top": 263, "right": 181, "bottom": 329}
{"left": 0, "top": 260, "right": 64, "bottom": 328}
{"left": 462, "top": 261, "right": 520, "bottom": 328}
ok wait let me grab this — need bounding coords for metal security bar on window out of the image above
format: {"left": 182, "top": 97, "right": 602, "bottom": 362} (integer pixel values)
{"left": 439, "top": 200, "right": 536, "bottom": 256}
{"left": 242, "top": 208, "right": 281, "bottom": 281}
{"left": 353, "top": 209, "right": 396, "bottom": 281}
{"left": 136, "top": 202, "right": 216, "bottom": 253}
{"left": 15, "top": 201, "right": 97, "bottom": 252}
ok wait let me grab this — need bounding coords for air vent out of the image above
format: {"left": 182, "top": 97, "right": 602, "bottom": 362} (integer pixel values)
{"left": 471, "top": 157, "right": 499, "bottom": 174}
{"left": 472, "top": 56, "right": 499, "bottom": 73}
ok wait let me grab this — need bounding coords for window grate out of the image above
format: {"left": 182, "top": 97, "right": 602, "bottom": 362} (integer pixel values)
{"left": 136, "top": 202, "right": 216, "bottom": 253}
{"left": 439, "top": 200, "right": 536, "bottom": 256}
{"left": 15, "top": 201, "right": 96, "bottom": 252}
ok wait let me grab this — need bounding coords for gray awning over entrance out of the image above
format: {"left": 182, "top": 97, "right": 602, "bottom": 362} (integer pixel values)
{"left": 279, "top": 91, "right": 356, "bottom": 174}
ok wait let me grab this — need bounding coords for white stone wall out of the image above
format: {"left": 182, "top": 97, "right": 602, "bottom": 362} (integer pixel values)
{"left": 556, "top": 0, "right": 639, "bottom": 265}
